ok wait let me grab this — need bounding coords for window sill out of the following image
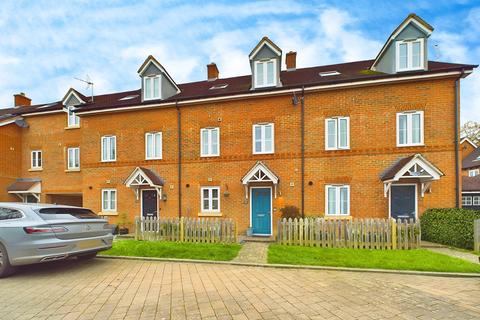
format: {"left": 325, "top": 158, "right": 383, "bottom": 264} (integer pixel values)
{"left": 397, "top": 144, "right": 425, "bottom": 148}
{"left": 65, "top": 126, "right": 80, "bottom": 130}
{"left": 325, "top": 148, "right": 350, "bottom": 151}
{"left": 28, "top": 168, "right": 43, "bottom": 172}
{"left": 200, "top": 154, "right": 220, "bottom": 158}
{"left": 198, "top": 212, "right": 222, "bottom": 217}
{"left": 65, "top": 169, "right": 81, "bottom": 173}
{"left": 145, "top": 158, "right": 163, "bottom": 161}
{"left": 324, "top": 215, "right": 351, "bottom": 220}
{"left": 253, "top": 152, "right": 274, "bottom": 155}
{"left": 98, "top": 211, "right": 118, "bottom": 216}
{"left": 101, "top": 160, "right": 117, "bottom": 163}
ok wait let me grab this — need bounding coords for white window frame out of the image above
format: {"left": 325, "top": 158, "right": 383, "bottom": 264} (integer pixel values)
{"left": 468, "top": 169, "right": 479, "bottom": 177}
{"left": 67, "top": 106, "right": 80, "bottom": 127}
{"left": 67, "top": 147, "right": 80, "bottom": 170}
{"left": 143, "top": 75, "right": 161, "bottom": 101}
{"left": 101, "top": 135, "right": 117, "bottom": 162}
{"left": 31, "top": 150, "right": 42, "bottom": 169}
{"left": 145, "top": 132, "right": 163, "bottom": 160}
{"left": 462, "top": 196, "right": 472, "bottom": 206}
{"left": 473, "top": 196, "right": 480, "bottom": 206}
{"left": 254, "top": 59, "right": 276, "bottom": 88}
{"left": 396, "top": 111, "right": 424, "bottom": 147}
{"left": 200, "top": 128, "right": 220, "bottom": 157}
{"left": 395, "top": 38, "right": 424, "bottom": 72}
{"left": 325, "top": 117, "right": 350, "bottom": 150}
{"left": 101, "top": 189, "right": 117, "bottom": 212}
{"left": 325, "top": 185, "right": 350, "bottom": 216}
{"left": 200, "top": 187, "right": 220, "bottom": 213}
{"left": 252, "top": 123, "right": 274, "bottom": 154}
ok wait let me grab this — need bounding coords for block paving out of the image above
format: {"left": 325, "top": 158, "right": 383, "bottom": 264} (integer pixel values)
{"left": 0, "top": 258, "right": 479, "bottom": 319}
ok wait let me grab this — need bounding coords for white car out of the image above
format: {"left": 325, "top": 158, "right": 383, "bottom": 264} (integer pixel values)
{"left": 0, "top": 203, "right": 114, "bottom": 277}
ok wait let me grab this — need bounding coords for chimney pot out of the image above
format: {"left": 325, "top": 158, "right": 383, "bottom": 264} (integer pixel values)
{"left": 286, "top": 51, "right": 297, "bottom": 71}
{"left": 207, "top": 63, "right": 219, "bottom": 81}
{"left": 14, "top": 93, "right": 31, "bottom": 107}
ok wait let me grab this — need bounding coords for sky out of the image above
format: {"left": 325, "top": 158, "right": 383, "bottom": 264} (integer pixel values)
{"left": 0, "top": 0, "right": 479, "bottom": 123}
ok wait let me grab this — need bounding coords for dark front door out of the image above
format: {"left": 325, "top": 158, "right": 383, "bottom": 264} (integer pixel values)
{"left": 142, "top": 190, "right": 158, "bottom": 218}
{"left": 391, "top": 185, "right": 416, "bottom": 221}
{"left": 251, "top": 188, "right": 271, "bottom": 235}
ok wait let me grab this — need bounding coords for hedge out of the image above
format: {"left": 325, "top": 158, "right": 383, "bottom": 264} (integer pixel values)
{"left": 421, "top": 208, "right": 480, "bottom": 249}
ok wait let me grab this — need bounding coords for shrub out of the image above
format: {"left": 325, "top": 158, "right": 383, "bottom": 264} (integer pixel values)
{"left": 280, "top": 205, "right": 301, "bottom": 220}
{"left": 421, "top": 208, "right": 480, "bottom": 249}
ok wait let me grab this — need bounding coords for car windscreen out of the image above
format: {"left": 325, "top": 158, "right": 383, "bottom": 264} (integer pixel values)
{"left": 37, "top": 208, "right": 99, "bottom": 219}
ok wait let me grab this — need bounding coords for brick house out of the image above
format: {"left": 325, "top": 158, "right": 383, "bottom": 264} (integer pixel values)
{"left": 0, "top": 14, "right": 476, "bottom": 235}
{"left": 461, "top": 138, "right": 480, "bottom": 209}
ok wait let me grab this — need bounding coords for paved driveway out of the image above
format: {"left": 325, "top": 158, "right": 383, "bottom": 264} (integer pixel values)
{"left": 0, "top": 258, "right": 479, "bottom": 320}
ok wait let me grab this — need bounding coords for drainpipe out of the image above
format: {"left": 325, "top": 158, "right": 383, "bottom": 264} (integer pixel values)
{"left": 301, "top": 86, "right": 305, "bottom": 218}
{"left": 176, "top": 101, "right": 182, "bottom": 217}
{"left": 454, "top": 71, "right": 463, "bottom": 208}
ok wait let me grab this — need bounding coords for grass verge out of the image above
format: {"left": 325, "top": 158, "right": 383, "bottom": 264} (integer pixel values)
{"left": 100, "top": 240, "right": 241, "bottom": 261}
{"left": 268, "top": 245, "right": 480, "bottom": 273}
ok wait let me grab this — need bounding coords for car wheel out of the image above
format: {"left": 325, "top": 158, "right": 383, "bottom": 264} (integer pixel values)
{"left": 0, "top": 243, "right": 16, "bottom": 278}
{"left": 77, "top": 252, "right": 97, "bottom": 260}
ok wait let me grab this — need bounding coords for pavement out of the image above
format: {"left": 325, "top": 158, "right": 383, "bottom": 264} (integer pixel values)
{"left": 1, "top": 258, "right": 480, "bottom": 320}
{"left": 421, "top": 241, "right": 480, "bottom": 264}
{"left": 233, "top": 242, "right": 269, "bottom": 264}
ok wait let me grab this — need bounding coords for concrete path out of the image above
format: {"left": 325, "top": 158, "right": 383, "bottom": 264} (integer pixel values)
{"left": 422, "top": 241, "right": 480, "bottom": 264}
{"left": 1, "top": 258, "right": 480, "bottom": 319}
{"left": 233, "top": 242, "right": 269, "bottom": 264}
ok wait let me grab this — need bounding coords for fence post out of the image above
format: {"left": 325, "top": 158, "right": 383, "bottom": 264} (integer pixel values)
{"left": 391, "top": 219, "right": 397, "bottom": 250}
{"left": 134, "top": 217, "right": 139, "bottom": 240}
{"left": 180, "top": 217, "right": 184, "bottom": 242}
{"left": 475, "top": 220, "right": 478, "bottom": 251}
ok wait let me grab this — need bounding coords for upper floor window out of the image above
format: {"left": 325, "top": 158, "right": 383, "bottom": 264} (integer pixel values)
{"left": 397, "top": 111, "right": 424, "bottom": 147}
{"left": 325, "top": 117, "right": 350, "bottom": 150}
{"left": 102, "top": 189, "right": 117, "bottom": 212}
{"left": 469, "top": 169, "right": 479, "bottom": 177}
{"left": 396, "top": 39, "right": 424, "bottom": 72}
{"left": 201, "top": 187, "right": 220, "bottom": 213}
{"left": 67, "top": 147, "right": 80, "bottom": 170}
{"left": 101, "top": 136, "right": 116, "bottom": 162}
{"left": 31, "top": 150, "right": 42, "bottom": 169}
{"left": 67, "top": 106, "right": 80, "bottom": 127}
{"left": 325, "top": 185, "right": 350, "bottom": 216}
{"left": 254, "top": 59, "right": 276, "bottom": 88}
{"left": 253, "top": 123, "right": 274, "bottom": 154}
{"left": 145, "top": 132, "right": 162, "bottom": 160}
{"left": 144, "top": 75, "right": 161, "bottom": 100}
{"left": 201, "top": 128, "right": 220, "bottom": 157}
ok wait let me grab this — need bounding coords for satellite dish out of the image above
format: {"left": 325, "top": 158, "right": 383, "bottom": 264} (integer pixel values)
{"left": 14, "top": 118, "right": 29, "bottom": 128}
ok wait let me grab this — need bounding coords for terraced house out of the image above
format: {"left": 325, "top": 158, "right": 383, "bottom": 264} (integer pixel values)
{"left": 0, "top": 14, "right": 476, "bottom": 235}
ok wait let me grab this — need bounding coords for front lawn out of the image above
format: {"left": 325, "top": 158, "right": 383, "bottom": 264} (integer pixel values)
{"left": 101, "top": 240, "right": 241, "bottom": 261}
{"left": 268, "top": 245, "right": 480, "bottom": 273}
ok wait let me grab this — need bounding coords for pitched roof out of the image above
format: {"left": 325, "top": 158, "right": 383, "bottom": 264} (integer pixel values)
{"left": 249, "top": 36, "right": 282, "bottom": 59}
{"left": 380, "top": 155, "right": 416, "bottom": 181}
{"left": 461, "top": 137, "right": 478, "bottom": 149}
{"left": 139, "top": 167, "right": 164, "bottom": 186}
{"left": 0, "top": 60, "right": 475, "bottom": 117}
{"left": 462, "top": 147, "right": 480, "bottom": 169}
{"left": 380, "top": 154, "right": 444, "bottom": 182}
{"left": 7, "top": 179, "right": 41, "bottom": 192}
{"left": 463, "top": 176, "right": 480, "bottom": 192}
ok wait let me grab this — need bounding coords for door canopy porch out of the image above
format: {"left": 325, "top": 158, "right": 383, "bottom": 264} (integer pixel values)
{"left": 7, "top": 178, "right": 41, "bottom": 202}
{"left": 381, "top": 154, "right": 444, "bottom": 198}
{"left": 125, "top": 167, "right": 164, "bottom": 200}
{"left": 241, "top": 161, "right": 279, "bottom": 199}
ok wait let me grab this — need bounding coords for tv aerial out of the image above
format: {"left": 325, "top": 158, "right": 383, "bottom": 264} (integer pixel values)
{"left": 74, "top": 75, "right": 94, "bottom": 102}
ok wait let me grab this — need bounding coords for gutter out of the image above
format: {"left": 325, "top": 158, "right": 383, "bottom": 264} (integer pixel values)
{"left": 176, "top": 101, "right": 182, "bottom": 218}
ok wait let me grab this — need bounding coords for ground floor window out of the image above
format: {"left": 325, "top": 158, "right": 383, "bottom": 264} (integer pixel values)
{"left": 201, "top": 187, "right": 220, "bottom": 212}
{"left": 102, "top": 189, "right": 117, "bottom": 212}
{"left": 325, "top": 185, "right": 350, "bottom": 215}
{"left": 462, "top": 196, "right": 472, "bottom": 206}
{"left": 474, "top": 196, "right": 480, "bottom": 206}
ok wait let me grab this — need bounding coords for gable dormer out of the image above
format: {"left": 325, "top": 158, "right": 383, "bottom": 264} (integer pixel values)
{"left": 249, "top": 37, "right": 282, "bottom": 89}
{"left": 62, "top": 88, "right": 86, "bottom": 128}
{"left": 137, "top": 55, "right": 180, "bottom": 102}
{"left": 371, "top": 14, "right": 433, "bottom": 74}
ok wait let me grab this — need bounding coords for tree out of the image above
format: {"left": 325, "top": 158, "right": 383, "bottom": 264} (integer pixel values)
{"left": 460, "top": 121, "right": 480, "bottom": 146}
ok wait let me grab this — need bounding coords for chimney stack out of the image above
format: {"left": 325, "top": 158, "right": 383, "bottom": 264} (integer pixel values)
{"left": 207, "top": 63, "right": 219, "bottom": 81}
{"left": 286, "top": 51, "right": 297, "bottom": 71}
{"left": 14, "top": 92, "right": 31, "bottom": 107}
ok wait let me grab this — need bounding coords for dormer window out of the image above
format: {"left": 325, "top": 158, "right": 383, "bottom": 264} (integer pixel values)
{"left": 67, "top": 106, "right": 80, "bottom": 127}
{"left": 254, "top": 59, "right": 276, "bottom": 88}
{"left": 396, "top": 39, "right": 424, "bottom": 72}
{"left": 144, "top": 75, "right": 161, "bottom": 100}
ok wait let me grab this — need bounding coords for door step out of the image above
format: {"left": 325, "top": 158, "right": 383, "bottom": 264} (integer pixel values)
{"left": 239, "top": 235, "right": 275, "bottom": 243}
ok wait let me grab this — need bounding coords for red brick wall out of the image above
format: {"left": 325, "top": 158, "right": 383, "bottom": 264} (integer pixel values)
{"left": 0, "top": 123, "right": 22, "bottom": 202}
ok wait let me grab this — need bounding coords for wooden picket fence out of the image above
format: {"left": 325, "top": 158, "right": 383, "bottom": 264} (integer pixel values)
{"left": 134, "top": 217, "right": 237, "bottom": 243}
{"left": 475, "top": 219, "right": 480, "bottom": 252}
{"left": 277, "top": 218, "right": 421, "bottom": 249}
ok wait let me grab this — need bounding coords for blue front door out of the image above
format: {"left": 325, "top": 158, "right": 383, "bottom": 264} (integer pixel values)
{"left": 251, "top": 188, "right": 271, "bottom": 235}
